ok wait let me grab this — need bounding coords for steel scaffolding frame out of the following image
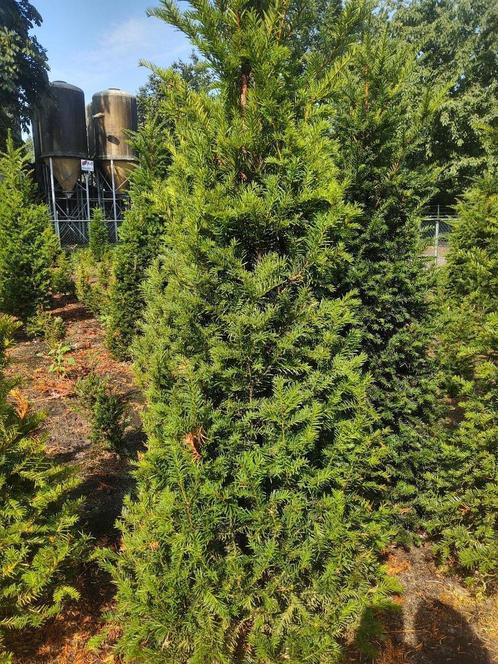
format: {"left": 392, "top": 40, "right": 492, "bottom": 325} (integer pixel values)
{"left": 39, "top": 158, "right": 132, "bottom": 245}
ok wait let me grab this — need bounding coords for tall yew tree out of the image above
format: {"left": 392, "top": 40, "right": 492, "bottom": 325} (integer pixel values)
{"left": 421, "top": 173, "right": 498, "bottom": 577}
{"left": 105, "top": 1, "right": 392, "bottom": 661}
{"left": 0, "top": 136, "right": 58, "bottom": 319}
{"left": 330, "top": 30, "right": 441, "bottom": 524}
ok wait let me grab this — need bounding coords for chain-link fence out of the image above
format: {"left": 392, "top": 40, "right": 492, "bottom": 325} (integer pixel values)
{"left": 56, "top": 219, "right": 120, "bottom": 245}
{"left": 54, "top": 204, "right": 456, "bottom": 254}
{"left": 421, "top": 206, "right": 456, "bottom": 266}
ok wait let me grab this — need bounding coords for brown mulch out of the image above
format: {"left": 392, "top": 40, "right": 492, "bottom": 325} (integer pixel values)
{"left": 6, "top": 297, "right": 145, "bottom": 538}
{"left": 5, "top": 296, "right": 144, "bottom": 663}
{"left": 348, "top": 545, "right": 498, "bottom": 664}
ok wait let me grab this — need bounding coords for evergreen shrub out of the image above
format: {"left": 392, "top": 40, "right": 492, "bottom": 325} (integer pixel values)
{"left": 76, "top": 374, "right": 127, "bottom": 455}
{"left": 88, "top": 208, "right": 110, "bottom": 263}
{"left": 330, "top": 32, "right": 442, "bottom": 531}
{"left": 102, "top": 2, "right": 395, "bottom": 662}
{"left": 0, "top": 314, "right": 87, "bottom": 657}
{"left": 26, "top": 307, "right": 66, "bottom": 348}
{"left": 0, "top": 136, "right": 59, "bottom": 319}
{"left": 73, "top": 247, "right": 114, "bottom": 318}
{"left": 421, "top": 175, "right": 498, "bottom": 578}
{"left": 50, "top": 250, "right": 75, "bottom": 296}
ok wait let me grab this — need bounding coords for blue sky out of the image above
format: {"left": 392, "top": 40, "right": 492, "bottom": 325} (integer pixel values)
{"left": 33, "top": 0, "right": 191, "bottom": 103}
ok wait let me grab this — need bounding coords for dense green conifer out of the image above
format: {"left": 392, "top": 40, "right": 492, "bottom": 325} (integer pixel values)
{"left": 421, "top": 174, "right": 498, "bottom": 576}
{"left": 0, "top": 136, "right": 58, "bottom": 319}
{"left": 88, "top": 207, "right": 110, "bottom": 263}
{"left": 104, "top": 2, "right": 393, "bottom": 661}
{"left": 329, "top": 32, "right": 441, "bottom": 524}
{"left": 0, "top": 314, "right": 87, "bottom": 659}
{"left": 104, "top": 2, "right": 366, "bottom": 360}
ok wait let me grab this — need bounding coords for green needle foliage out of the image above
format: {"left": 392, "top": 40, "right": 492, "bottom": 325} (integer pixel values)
{"left": 105, "top": 0, "right": 339, "bottom": 361}
{"left": 105, "top": 110, "right": 174, "bottom": 358}
{"left": 103, "top": 1, "right": 394, "bottom": 662}
{"left": 0, "top": 314, "right": 88, "bottom": 658}
{"left": 392, "top": 0, "right": 498, "bottom": 202}
{"left": 329, "top": 31, "right": 442, "bottom": 526}
{"left": 106, "top": 69, "right": 218, "bottom": 358}
{"left": 421, "top": 174, "right": 498, "bottom": 578}
{"left": 76, "top": 373, "right": 127, "bottom": 456}
{"left": 88, "top": 207, "right": 110, "bottom": 262}
{"left": 0, "top": 135, "right": 58, "bottom": 319}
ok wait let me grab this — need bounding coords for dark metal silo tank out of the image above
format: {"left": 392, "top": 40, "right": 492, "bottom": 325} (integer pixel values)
{"left": 33, "top": 81, "right": 87, "bottom": 194}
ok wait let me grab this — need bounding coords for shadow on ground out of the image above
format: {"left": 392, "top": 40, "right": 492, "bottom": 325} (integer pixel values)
{"left": 412, "top": 599, "right": 492, "bottom": 664}
{"left": 350, "top": 596, "right": 494, "bottom": 664}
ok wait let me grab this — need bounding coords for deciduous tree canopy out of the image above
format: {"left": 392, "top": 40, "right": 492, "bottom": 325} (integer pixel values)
{"left": 0, "top": 0, "right": 48, "bottom": 147}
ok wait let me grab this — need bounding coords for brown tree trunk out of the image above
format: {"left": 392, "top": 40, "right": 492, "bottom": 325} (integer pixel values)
{"left": 240, "top": 63, "right": 251, "bottom": 109}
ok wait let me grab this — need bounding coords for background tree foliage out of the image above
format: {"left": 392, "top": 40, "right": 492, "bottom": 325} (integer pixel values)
{"left": 392, "top": 0, "right": 498, "bottom": 203}
{"left": 103, "top": 1, "right": 395, "bottom": 661}
{"left": 137, "top": 51, "right": 215, "bottom": 124}
{"left": 0, "top": 0, "right": 48, "bottom": 147}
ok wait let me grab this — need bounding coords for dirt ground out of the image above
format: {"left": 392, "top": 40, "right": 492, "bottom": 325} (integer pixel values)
{"left": 4, "top": 297, "right": 497, "bottom": 663}
{"left": 348, "top": 546, "right": 498, "bottom": 664}
{"left": 5, "top": 296, "right": 144, "bottom": 663}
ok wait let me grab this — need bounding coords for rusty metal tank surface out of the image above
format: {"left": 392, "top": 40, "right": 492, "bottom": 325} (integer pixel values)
{"left": 91, "top": 88, "right": 137, "bottom": 190}
{"left": 86, "top": 103, "right": 96, "bottom": 159}
{"left": 32, "top": 81, "right": 87, "bottom": 193}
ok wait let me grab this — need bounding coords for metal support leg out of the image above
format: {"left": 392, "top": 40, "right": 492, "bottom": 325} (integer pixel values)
{"left": 111, "top": 158, "right": 118, "bottom": 242}
{"left": 49, "top": 157, "right": 60, "bottom": 242}
{"left": 85, "top": 172, "right": 91, "bottom": 241}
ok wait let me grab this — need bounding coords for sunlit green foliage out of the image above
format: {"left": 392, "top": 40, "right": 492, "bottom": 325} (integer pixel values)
{"left": 421, "top": 175, "right": 498, "bottom": 578}
{"left": 103, "top": 2, "right": 395, "bottom": 661}
{"left": 0, "top": 135, "right": 58, "bottom": 319}
{"left": 88, "top": 207, "right": 110, "bottom": 263}
{"left": 0, "top": 314, "right": 87, "bottom": 658}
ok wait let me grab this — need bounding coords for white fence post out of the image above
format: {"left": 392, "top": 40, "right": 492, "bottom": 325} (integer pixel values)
{"left": 434, "top": 205, "right": 440, "bottom": 263}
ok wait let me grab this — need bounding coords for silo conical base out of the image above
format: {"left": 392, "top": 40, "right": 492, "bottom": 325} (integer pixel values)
{"left": 46, "top": 157, "right": 81, "bottom": 195}
{"left": 102, "top": 160, "right": 135, "bottom": 191}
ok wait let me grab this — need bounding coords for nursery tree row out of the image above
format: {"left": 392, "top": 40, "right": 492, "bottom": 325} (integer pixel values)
{"left": 98, "top": 0, "right": 498, "bottom": 661}
{"left": 0, "top": 0, "right": 496, "bottom": 661}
